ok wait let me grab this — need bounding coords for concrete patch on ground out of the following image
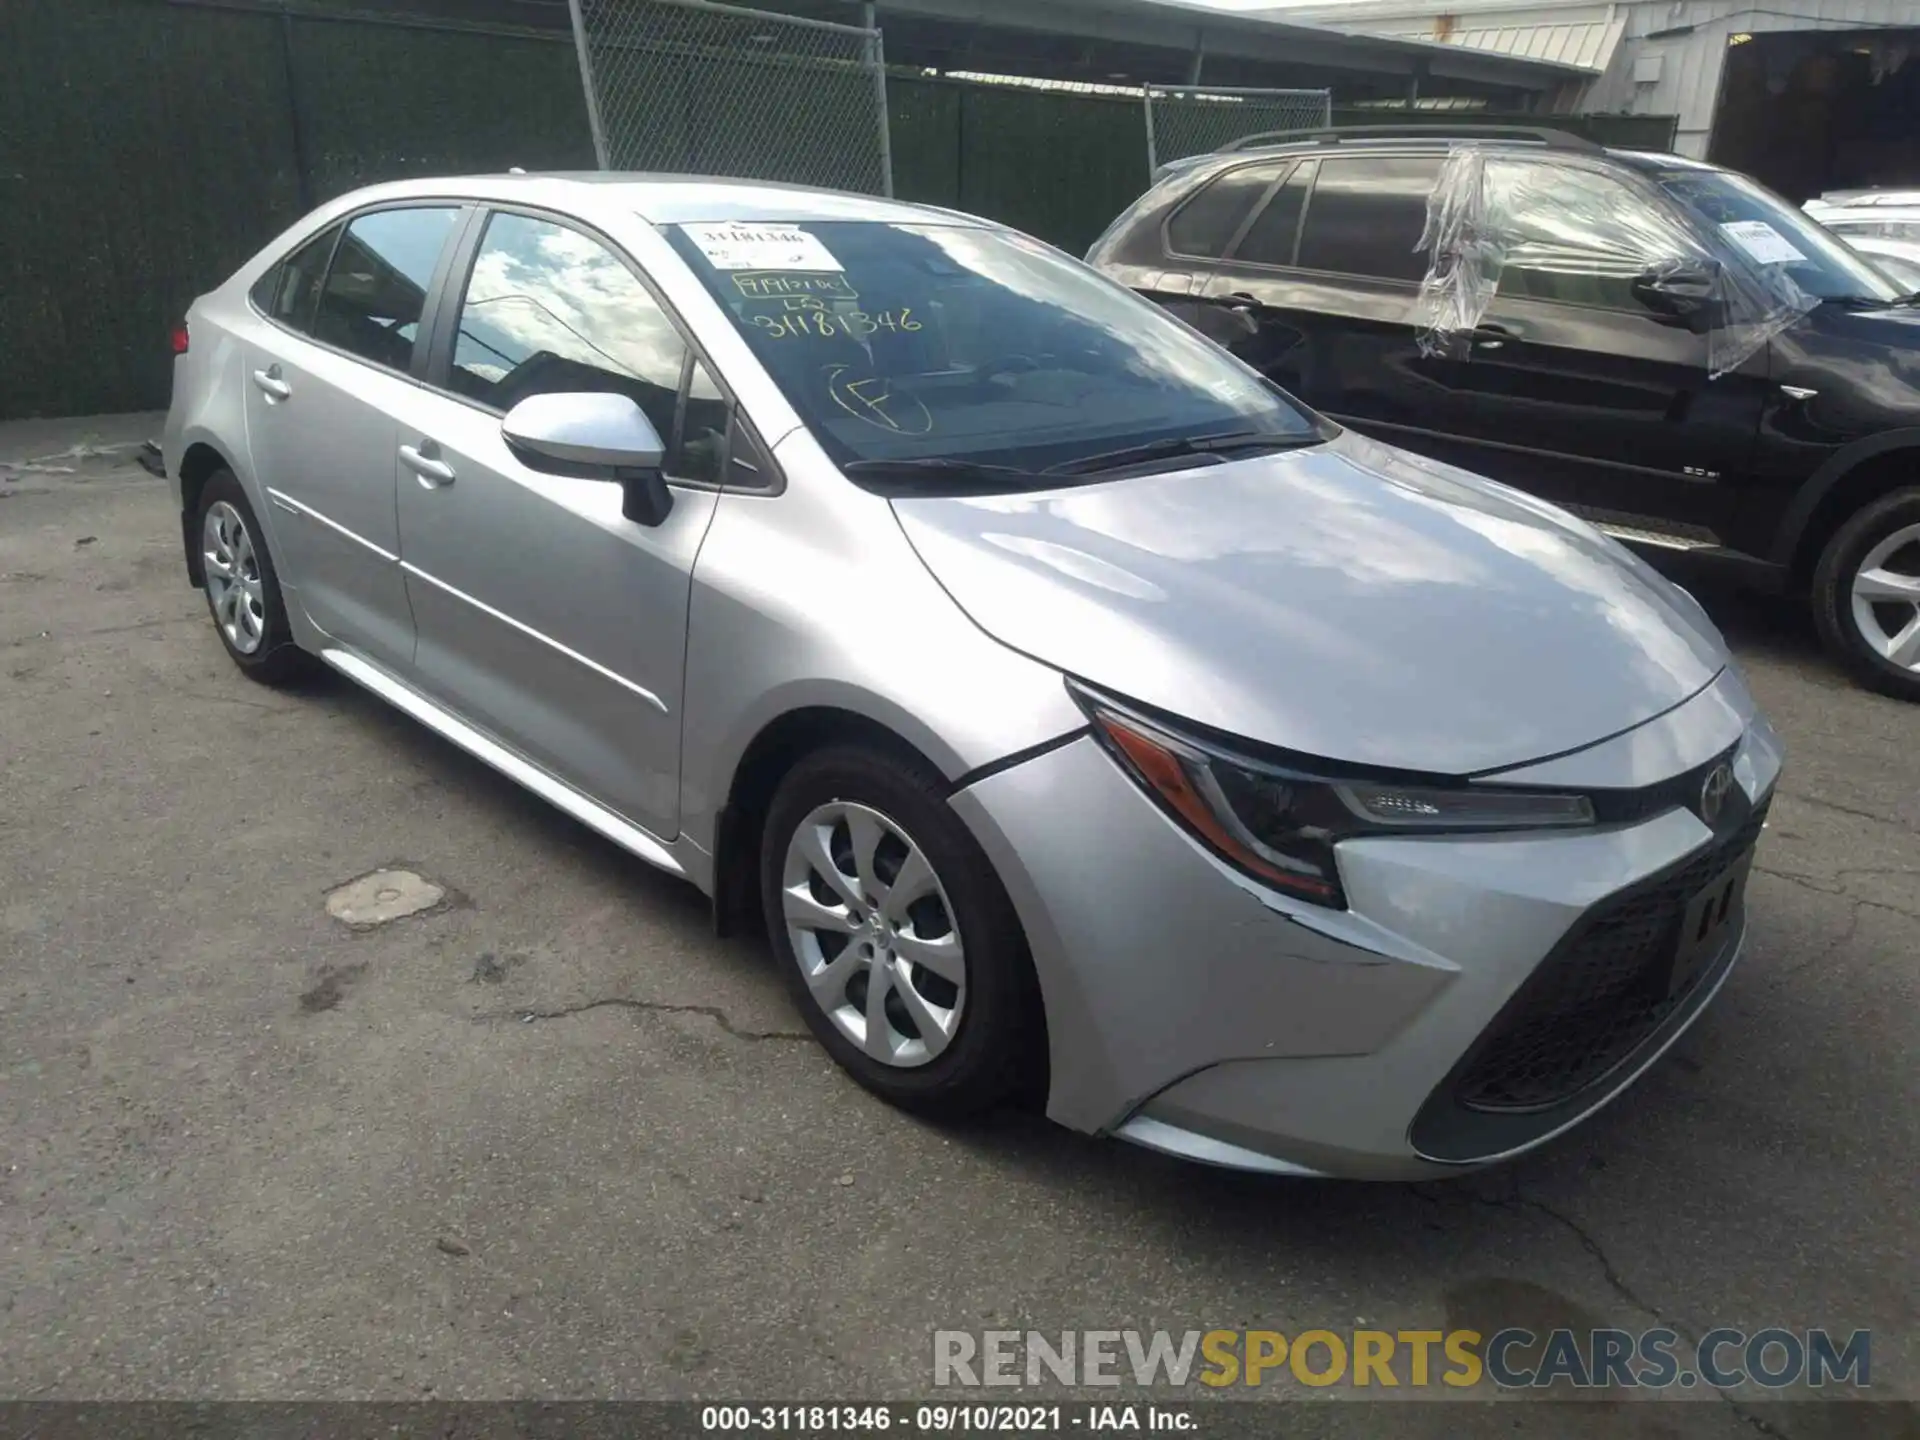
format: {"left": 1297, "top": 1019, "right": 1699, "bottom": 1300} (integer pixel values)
{"left": 324, "top": 868, "right": 446, "bottom": 928}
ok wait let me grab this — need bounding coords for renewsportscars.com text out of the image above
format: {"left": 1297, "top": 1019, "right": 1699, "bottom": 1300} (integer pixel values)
{"left": 934, "top": 1328, "right": 1871, "bottom": 1391}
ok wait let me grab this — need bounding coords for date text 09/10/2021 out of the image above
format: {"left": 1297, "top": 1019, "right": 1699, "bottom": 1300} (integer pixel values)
{"left": 702, "top": 1405, "right": 1193, "bottom": 1432}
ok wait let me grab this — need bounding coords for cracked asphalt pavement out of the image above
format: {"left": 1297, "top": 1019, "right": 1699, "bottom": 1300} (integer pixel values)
{"left": 2, "top": 416, "right": 1914, "bottom": 1432}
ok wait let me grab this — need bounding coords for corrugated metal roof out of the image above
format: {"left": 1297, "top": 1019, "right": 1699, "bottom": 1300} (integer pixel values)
{"left": 1254, "top": 0, "right": 1626, "bottom": 72}
{"left": 1459, "top": 11, "right": 1625, "bottom": 68}
{"left": 1573, "top": 0, "right": 1920, "bottom": 156}
{"left": 858, "top": 0, "right": 1598, "bottom": 84}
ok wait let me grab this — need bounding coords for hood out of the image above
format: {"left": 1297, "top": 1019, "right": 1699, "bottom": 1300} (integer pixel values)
{"left": 892, "top": 431, "right": 1726, "bottom": 776}
{"left": 1817, "top": 301, "right": 1920, "bottom": 335}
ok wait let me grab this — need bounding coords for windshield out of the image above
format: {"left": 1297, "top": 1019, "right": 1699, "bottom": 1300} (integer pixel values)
{"left": 666, "top": 221, "right": 1325, "bottom": 484}
{"left": 1656, "top": 168, "right": 1900, "bottom": 303}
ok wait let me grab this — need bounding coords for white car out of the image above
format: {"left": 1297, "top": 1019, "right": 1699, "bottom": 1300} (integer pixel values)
{"left": 1802, "top": 192, "right": 1920, "bottom": 291}
{"left": 1846, "top": 235, "right": 1920, "bottom": 292}
{"left": 1804, "top": 191, "right": 1920, "bottom": 245}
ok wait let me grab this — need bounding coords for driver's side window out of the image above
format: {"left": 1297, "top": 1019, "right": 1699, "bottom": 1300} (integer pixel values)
{"left": 1486, "top": 160, "right": 1690, "bottom": 311}
{"left": 449, "top": 211, "right": 724, "bottom": 484}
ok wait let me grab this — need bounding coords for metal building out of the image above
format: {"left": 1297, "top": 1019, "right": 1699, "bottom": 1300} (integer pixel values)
{"left": 1256, "top": 0, "right": 1920, "bottom": 201}
{"left": 740, "top": 0, "right": 1590, "bottom": 102}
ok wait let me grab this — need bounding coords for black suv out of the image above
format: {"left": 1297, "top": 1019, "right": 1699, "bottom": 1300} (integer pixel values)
{"left": 1089, "top": 126, "right": 1920, "bottom": 700}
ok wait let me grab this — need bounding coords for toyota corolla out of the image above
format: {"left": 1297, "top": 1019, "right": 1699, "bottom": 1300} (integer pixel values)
{"left": 163, "top": 175, "right": 1783, "bottom": 1179}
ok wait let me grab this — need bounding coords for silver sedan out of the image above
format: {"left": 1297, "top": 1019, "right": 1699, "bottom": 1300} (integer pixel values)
{"left": 163, "top": 175, "right": 1783, "bottom": 1179}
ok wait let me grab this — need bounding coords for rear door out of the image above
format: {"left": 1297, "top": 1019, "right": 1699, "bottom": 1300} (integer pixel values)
{"left": 242, "top": 204, "right": 465, "bottom": 671}
{"left": 385, "top": 208, "right": 730, "bottom": 841}
{"left": 1199, "top": 153, "right": 1445, "bottom": 427}
{"left": 1117, "top": 158, "right": 1287, "bottom": 342}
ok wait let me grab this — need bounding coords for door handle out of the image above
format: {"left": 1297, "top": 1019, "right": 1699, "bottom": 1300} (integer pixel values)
{"left": 1469, "top": 325, "right": 1513, "bottom": 351}
{"left": 251, "top": 366, "right": 291, "bottom": 402}
{"left": 1224, "top": 290, "right": 1260, "bottom": 314}
{"left": 399, "top": 443, "right": 455, "bottom": 488}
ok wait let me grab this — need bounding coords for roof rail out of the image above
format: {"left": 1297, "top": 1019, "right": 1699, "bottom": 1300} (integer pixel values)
{"left": 1217, "top": 125, "right": 1604, "bottom": 156}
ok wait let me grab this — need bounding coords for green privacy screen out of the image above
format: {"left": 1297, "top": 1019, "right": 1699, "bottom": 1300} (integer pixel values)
{"left": 0, "top": 0, "right": 1677, "bottom": 420}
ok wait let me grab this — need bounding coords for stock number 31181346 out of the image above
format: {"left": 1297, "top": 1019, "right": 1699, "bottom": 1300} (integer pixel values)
{"left": 751, "top": 308, "right": 923, "bottom": 341}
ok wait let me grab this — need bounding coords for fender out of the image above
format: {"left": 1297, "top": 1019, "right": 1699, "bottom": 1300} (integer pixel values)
{"left": 173, "top": 423, "right": 289, "bottom": 586}
{"left": 166, "top": 307, "right": 288, "bottom": 574}
{"left": 700, "top": 677, "right": 981, "bottom": 843}
{"left": 1768, "top": 426, "right": 1920, "bottom": 565}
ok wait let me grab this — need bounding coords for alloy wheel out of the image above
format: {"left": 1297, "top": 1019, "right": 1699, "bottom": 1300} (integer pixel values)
{"left": 203, "top": 500, "right": 267, "bottom": 655}
{"left": 1849, "top": 521, "right": 1920, "bottom": 672}
{"left": 780, "top": 800, "right": 966, "bottom": 1068}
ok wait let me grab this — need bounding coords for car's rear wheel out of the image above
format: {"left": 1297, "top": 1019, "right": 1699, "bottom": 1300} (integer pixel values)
{"left": 195, "top": 468, "right": 309, "bottom": 685}
{"left": 759, "top": 745, "right": 1040, "bottom": 1118}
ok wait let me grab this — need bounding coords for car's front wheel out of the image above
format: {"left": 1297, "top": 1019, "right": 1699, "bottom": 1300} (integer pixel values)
{"left": 1812, "top": 487, "right": 1920, "bottom": 701}
{"left": 759, "top": 745, "right": 1041, "bottom": 1118}
{"left": 195, "top": 468, "right": 309, "bottom": 685}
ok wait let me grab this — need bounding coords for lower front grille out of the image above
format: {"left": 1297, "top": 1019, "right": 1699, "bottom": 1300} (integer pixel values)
{"left": 1454, "top": 805, "right": 1769, "bottom": 1114}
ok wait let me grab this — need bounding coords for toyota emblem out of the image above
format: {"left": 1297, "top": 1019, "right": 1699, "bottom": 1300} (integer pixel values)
{"left": 1699, "top": 763, "right": 1735, "bottom": 825}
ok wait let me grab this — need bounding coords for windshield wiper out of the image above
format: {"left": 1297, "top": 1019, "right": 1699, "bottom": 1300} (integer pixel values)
{"left": 840, "top": 457, "right": 1041, "bottom": 488}
{"left": 1041, "top": 429, "right": 1316, "bottom": 478}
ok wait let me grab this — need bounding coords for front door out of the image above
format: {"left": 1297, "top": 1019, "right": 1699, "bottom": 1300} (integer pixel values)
{"left": 388, "top": 210, "right": 727, "bottom": 840}
{"left": 242, "top": 205, "right": 464, "bottom": 672}
{"left": 1397, "top": 157, "right": 1770, "bottom": 534}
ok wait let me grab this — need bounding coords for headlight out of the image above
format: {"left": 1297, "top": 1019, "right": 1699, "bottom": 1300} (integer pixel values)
{"left": 1073, "top": 685, "right": 1595, "bottom": 909}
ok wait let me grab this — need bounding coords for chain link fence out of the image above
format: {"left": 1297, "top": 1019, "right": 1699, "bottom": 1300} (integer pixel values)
{"left": 1145, "top": 87, "right": 1332, "bottom": 176}
{"left": 568, "top": 0, "right": 893, "bottom": 195}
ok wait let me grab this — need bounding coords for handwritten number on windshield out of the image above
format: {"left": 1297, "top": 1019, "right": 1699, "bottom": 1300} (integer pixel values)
{"left": 753, "top": 308, "right": 922, "bottom": 341}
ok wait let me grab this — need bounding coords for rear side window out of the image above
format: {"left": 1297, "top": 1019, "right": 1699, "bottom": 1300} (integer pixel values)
{"left": 1166, "top": 162, "right": 1285, "bottom": 258}
{"left": 1295, "top": 156, "right": 1444, "bottom": 282}
{"left": 313, "top": 206, "right": 461, "bottom": 371}
{"left": 1233, "top": 161, "right": 1316, "bottom": 267}
{"left": 251, "top": 224, "right": 341, "bottom": 332}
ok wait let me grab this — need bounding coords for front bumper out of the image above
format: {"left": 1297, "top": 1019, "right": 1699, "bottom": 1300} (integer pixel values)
{"left": 948, "top": 669, "right": 1784, "bottom": 1181}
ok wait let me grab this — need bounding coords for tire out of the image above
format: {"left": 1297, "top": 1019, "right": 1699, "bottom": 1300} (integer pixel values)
{"left": 759, "top": 744, "right": 1042, "bottom": 1118}
{"left": 194, "top": 468, "right": 311, "bottom": 686}
{"left": 1812, "top": 486, "right": 1920, "bottom": 701}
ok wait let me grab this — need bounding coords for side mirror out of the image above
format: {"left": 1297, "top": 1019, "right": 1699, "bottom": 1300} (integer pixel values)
{"left": 1632, "top": 260, "right": 1722, "bottom": 331}
{"left": 501, "top": 392, "right": 674, "bottom": 527}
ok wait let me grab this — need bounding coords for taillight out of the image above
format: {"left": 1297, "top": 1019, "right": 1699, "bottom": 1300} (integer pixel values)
{"left": 170, "top": 323, "right": 190, "bottom": 355}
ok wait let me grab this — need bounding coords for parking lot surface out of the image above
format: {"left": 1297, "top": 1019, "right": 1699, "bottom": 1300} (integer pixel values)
{"left": 1, "top": 417, "right": 1914, "bottom": 1432}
